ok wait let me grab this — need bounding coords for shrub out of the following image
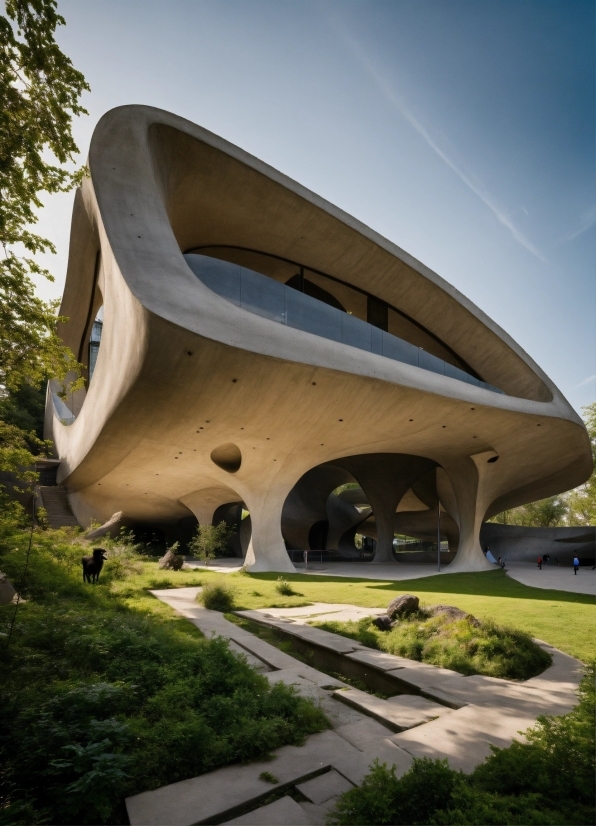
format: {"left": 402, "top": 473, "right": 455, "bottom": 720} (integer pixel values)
{"left": 329, "top": 664, "right": 596, "bottom": 825}
{"left": 275, "top": 577, "right": 296, "bottom": 596}
{"left": 199, "top": 582, "right": 236, "bottom": 612}
{"left": 0, "top": 524, "right": 328, "bottom": 825}
{"left": 316, "top": 612, "right": 551, "bottom": 680}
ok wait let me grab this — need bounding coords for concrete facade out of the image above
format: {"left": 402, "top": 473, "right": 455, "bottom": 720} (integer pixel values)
{"left": 46, "top": 105, "right": 593, "bottom": 572}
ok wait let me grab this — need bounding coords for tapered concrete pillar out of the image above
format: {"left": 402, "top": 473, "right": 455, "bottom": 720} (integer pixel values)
{"left": 337, "top": 455, "right": 436, "bottom": 564}
{"left": 242, "top": 485, "right": 296, "bottom": 573}
{"left": 440, "top": 453, "right": 498, "bottom": 572}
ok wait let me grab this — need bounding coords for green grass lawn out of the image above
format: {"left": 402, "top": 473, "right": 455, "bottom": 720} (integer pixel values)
{"left": 174, "top": 567, "right": 596, "bottom": 663}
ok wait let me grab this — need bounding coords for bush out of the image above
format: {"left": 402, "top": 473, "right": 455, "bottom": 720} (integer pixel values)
{"left": 275, "top": 577, "right": 296, "bottom": 596}
{"left": 316, "top": 612, "right": 551, "bottom": 680}
{"left": 0, "top": 523, "right": 328, "bottom": 825}
{"left": 329, "top": 664, "right": 596, "bottom": 825}
{"left": 199, "top": 582, "right": 236, "bottom": 612}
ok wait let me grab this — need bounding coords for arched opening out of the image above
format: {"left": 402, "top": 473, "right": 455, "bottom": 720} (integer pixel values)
{"left": 283, "top": 454, "right": 458, "bottom": 565}
{"left": 212, "top": 501, "right": 251, "bottom": 558}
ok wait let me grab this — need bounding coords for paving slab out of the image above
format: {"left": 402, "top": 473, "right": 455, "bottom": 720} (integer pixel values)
{"left": 228, "top": 640, "right": 272, "bottom": 673}
{"left": 296, "top": 769, "right": 354, "bottom": 804}
{"left": 263, "top": 672, "right": 363, "bottom": 728}
{"left": 333, "top": 738, "right": 413, "bottom": 786}
{"left": 334, "top": 718, "right": 395, "bottom": 750}
{"left": 223, "top": 795, "right": 314, "bottom": 825}
{"left": 391, "top": 703, "right": 536, "bottom": 773}
{"left": 265, "top": 666, "right": 346, "bottom": 690}
{"left": 345, "top": 648, "right": 410, "bottom": 671}
{"left": 298, "top": 799, "right": 337, "bottom": 826}
{"left": 126, "top": 729, "right": 349, "bottom": 826}
{"left": 385, "top": 694, "right": 452, "bottom": 722}
{"left": 333, "top": 687, "right": 441, "bottom": 731}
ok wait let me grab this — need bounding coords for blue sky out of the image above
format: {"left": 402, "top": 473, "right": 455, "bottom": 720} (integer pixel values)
{"left": 33, "top": 0, "right": 595, "bottom": 414}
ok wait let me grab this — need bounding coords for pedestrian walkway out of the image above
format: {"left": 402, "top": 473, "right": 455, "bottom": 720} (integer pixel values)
{"left": 125, "top": 589, "right": 584, "bottom": 826}
{"left": 504, "top": 561, "right": 595, "bottom": 596}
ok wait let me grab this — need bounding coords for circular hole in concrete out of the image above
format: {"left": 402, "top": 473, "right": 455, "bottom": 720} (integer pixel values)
{"left": 210, "top": 442, "right": 242, "bottom": 473}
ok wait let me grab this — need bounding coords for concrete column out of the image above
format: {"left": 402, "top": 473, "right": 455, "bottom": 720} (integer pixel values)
{"left": 242, "top": 485, "right": 296, "bottom": 573}
{"left": 337, "top": 455, "right": 436, "bottom": 565}
{"left": 440, "top": 452, "right": 498, "bottom": 572}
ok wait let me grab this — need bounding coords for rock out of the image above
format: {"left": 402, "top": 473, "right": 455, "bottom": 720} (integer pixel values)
{"left": 429, "top": 604, "right": 480, "bottom": 627}
{"left": 86, "top": 511, "right": 124, "bottom": 539}
{"left": 387, "top": 594, "right": 419, "bottom": 619}
{"left": 158, "top": 549, "right": 184, "bottom": 570}
{"left": 373, "top": 615, "right": 393, "bottom": 631}
{"left": 0, "top": 572, "right": 16, "bottom": 606}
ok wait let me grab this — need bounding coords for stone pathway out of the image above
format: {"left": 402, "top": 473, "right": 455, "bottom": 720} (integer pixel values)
{"left": 125, "top": 589, "right": 583, "bottom": 826}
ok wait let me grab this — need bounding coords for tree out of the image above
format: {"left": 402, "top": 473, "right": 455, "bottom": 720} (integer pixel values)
{"left": 1, "top": 0, "right": 88, "bottom": 483}
{"left": 0, "top": 0, "right": 88, "bottom": 393}
{"left": 189, "top": 522, "right": 234, "bottom": 565}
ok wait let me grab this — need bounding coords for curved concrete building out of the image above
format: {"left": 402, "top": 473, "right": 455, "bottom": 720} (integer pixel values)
{"left": 46, "top": 105, "right": 593, "bottom": 572}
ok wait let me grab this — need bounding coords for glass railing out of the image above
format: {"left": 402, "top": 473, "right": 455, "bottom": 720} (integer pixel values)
{"left": 184, "top": 254, "right": 502, "bottom": 394}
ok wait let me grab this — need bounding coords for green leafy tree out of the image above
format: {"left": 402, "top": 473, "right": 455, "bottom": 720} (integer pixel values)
{"left": 1, "top": 0, "right": 88, "bottom": 481}
{"left": 189, "top": 521, "right": 234, "bottom": 565}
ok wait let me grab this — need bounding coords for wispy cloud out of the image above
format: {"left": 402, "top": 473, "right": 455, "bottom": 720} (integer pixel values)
{"left": 557, "top": 206, "right": 596, "bottom": 244}
{"left": 573, "top": 374, "right": 596, "bottom": 389}
{"left": 335, "top": 25, "right": 547, "bottom": 264}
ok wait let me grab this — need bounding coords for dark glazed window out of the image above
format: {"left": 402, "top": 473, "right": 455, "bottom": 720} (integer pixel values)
{"left": 89, "top": 307, "right": 103, "bottom": 381}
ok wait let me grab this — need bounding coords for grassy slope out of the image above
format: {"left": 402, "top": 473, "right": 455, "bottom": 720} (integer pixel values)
{"left": 181, "top": 568, "right": 595, "bottom": 663}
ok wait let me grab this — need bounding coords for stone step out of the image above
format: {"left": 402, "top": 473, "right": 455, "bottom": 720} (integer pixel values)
{"left": 222, "top": 796, "right": 314, "bottom": 825}
{"left": 37, "top": 486, "right": 79, "bottom": 528}
{"left": 333, "top": 687, "right": 449, "bottom": 732}
{"left": 126, "top": 730, "right": 348, "bottom": 826}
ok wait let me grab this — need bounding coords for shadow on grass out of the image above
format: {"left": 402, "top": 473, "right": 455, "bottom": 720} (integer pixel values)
{"left": 245, "top": 569, "right": 596, "bottom": 605}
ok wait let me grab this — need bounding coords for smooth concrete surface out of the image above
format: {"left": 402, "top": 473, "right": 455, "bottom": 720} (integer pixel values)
{"left": 47, "top": 105, "right": 592, "bottom": 574}
{"left": 296, "top": 769, "right": 354, "bottom": 805}
{"left": 334, "top": 687, "right": 449, "bottom": 731}
{"left": 505, "top": 561, "right": 595, "bottom": 595}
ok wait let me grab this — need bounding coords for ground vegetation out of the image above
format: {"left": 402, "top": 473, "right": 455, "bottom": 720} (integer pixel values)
{"left": 0, "top": 514, "right": 328, "bottom": 825}
{"left": 313, "top": 612, "right": 551, "bottom": 680}
{"left": 184, "top": 568, "right": 595, "bottom": 662}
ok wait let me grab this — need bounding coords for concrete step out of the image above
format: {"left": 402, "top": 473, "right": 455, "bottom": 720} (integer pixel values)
{"left": 37, "top": 486, "right": 79, "bottom": 528}
{"left": 333, "top": 687, "right": 450, "bottom": 732}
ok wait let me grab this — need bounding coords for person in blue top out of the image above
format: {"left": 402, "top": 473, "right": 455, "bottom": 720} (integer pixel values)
{"left": 573, "top": 555, "right": 580, "bottom": 575}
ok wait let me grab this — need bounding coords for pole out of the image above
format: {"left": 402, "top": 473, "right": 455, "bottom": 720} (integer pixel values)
{"left": 437, "top": 504, "right": 441, "bottom": 572}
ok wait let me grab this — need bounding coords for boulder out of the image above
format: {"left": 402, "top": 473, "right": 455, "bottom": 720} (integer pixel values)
{"left": 429, "top": 604, "right": 480, "bottom": 627}
{"left": 0, "top": 572, "right": 16, "bottom": 606}
{"left": 158, "top": 549, "right": 184, "bottom": 570}
{"left": 387, "top": 593, "right": 419, "bottom": 619}
{"left": 372, "top": 615, "right": 393, "bottom": 631}
{"left": 86, "top": 511, "right": 124, "bottom": 540}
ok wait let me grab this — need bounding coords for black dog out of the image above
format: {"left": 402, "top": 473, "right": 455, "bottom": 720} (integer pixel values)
{"left": 82, "top": 548, "right": 107, "bottom": 584}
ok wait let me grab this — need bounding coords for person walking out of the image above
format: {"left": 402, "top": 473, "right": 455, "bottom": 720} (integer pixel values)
{"left": 538, "top": 556, "right": 542, "bottom": 570}
{"left": 573, "top": 555, "right": 580, "bottom": 575}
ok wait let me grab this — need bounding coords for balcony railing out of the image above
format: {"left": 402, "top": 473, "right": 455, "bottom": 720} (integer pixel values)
{"left": 185, "top": 253, "right": 502, "bottom": 394}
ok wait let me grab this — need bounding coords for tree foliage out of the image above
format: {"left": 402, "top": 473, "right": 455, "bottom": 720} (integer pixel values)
{"left": 188, "top": 521, "right": 234, "bottom": 565}
{"left": 0, "top": 0, "right": 88, "bottom": 392}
